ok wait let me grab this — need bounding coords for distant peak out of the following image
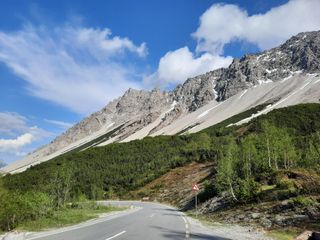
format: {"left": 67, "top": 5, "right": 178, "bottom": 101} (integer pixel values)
{"left": 151, "top": 87, "right": 161, "bottom": 92}
{"left": 123, "top": 88, "right": 140, "bottom": 95}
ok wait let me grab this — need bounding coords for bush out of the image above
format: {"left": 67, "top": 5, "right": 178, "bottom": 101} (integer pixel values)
{"left": 0, "top": 191, "right": 53, "bottom": 231}
{"left": 235, "top": 178, "right": 260, "bottom": 202}
{"left": 276, "top": 178, "right": 295, "bottom": 190}
{"left": 198, "top": 180, "right": 218, "bottom": 202}
{"left": 288, "top": 196, "right": 317, "bottom": 207}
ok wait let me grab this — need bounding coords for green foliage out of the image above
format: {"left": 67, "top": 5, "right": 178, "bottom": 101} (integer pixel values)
{"left": 4, "top": 135, "right": 212, "bottom": 200}
{"left": 288, "top": 196, "right": 317, "bottom": 207}
{"left": 4, "top": 104, "right": 320, "bottom": 203}
{"left": 49, "top": 166, "right": 74, "bottom": 208}
{"left": 251, "top": 103, "right": 320, "bottom": 136}
{"left": 2, "top": 103, "right": 320, "bottom": 231}
{"left": 0, "top": 191, "right": 52, "bottom": 231}
{"left": 276, "top": 178, "right": 295, "bottom": 190}
{"left": 235, "top": 178, "right": 260, "bottom": 202}
{"left": 215, "top": 137, "right": 239, "bottom": 200}
{"left": 198, "top": 180, "right": 218, "bottom": 202}
{"left": 17, "top": 202, "right": 123, "bottom": 232}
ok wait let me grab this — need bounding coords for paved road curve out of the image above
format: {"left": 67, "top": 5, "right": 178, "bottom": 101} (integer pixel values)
{"left": 26, "top": 201, "right": 228, "bottom": 240}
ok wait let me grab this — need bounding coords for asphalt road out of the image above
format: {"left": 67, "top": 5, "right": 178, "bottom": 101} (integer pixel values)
{"left": 26, "top": 201, "right": 228, "bottom": 240}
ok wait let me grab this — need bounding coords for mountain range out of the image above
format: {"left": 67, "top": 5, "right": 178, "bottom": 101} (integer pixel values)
{"left": 2, "top": 30, "right": 320, "bottom": 174}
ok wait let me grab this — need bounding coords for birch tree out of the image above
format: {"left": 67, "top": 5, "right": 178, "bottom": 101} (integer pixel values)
{"left": 216, "top": 137, "right": 239, "bottom": 201}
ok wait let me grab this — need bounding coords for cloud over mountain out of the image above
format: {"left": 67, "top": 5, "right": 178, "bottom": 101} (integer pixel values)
{"left": 0, "top": 24, "right": 146, "bottom": 114}
{"left": 147, "top": 0, "right": 320, "bottom": 88}
{"left": 0, "top": 112, "right": 50, "bottom": 157}
{"left": 144, "top": 47, "right": 232, "bottom": 87}
{"left": 193, "top": 0, "right": 320, "bottom": 53}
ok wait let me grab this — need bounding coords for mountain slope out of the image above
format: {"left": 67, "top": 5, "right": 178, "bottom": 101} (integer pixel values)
{"left": 3, "top": 103, "right": 320, "bottom": 198}
{"left": 2, "top": 30, "right": 320, "bottom": 173}
{"left": 2, "top": 104, "right": 320, "bottom": 235}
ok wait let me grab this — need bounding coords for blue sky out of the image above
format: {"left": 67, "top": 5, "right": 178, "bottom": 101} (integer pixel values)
{"left": 1, "top": 0, "right": 320, "bottom": 164}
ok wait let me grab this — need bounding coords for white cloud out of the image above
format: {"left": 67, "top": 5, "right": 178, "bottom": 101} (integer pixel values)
{"left": 71, "top": 27, "right": 147, "bottom": 58}
{"left": 0, "top": 133, "right": 34, "bottom": 153}
{"left": 0, "top": 112, "right": 28, "bottom": 136}
{"left": 44, "top": 119, "right": 73, "bottom": 129}
{"left": 0, "top": 24, "right": 147, "bottom": 114}
{"left": 193, "top": 4, "right": 247, "bottom": 54}
{"left": 193, "top": 0, "right": 320, "bottom": 53}
{"left": 0, "top": 112, "right": 51, "bottom": 157}
{"left": 144, "top": 47, "right": 232, "bottom": 87}
{"left": 0, "top": 112, "right": 49, "bottom": 137}
{"left": 146, "top": 0, "right": 320, "bottom": 87}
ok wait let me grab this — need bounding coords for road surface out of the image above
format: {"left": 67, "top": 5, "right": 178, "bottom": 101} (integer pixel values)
{"left": 25, "top": 201, "right": 228, "bottom": 240}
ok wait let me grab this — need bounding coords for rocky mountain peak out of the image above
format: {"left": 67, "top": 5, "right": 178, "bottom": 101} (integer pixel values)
{"left": 5, "top": 31, "right": 320, "bottom": 173}
{"left": 143, "top": 32, "right": 320, "bottom": 140}
{"left": 178, "top": 31, "right": 320, "bottom": 102}
{"left": 40, "top": 31, "right": 320, "bottom": 146}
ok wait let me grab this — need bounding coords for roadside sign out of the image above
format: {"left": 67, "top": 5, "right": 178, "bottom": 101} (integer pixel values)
{"left": 192, "top": 183, "right": 199, "bottom": 191}
{"left": 192, "top": 184, "right": 200, "bottom": 214}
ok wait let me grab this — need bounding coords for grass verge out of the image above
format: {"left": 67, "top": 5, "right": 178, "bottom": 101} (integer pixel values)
{"left": 17, "top": 203, "right": 126, "bottom": 232}
{"left": 266, "top": 230, "right": 298, "bottom": 240}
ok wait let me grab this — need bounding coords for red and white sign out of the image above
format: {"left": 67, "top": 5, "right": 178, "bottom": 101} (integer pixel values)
{"left": 192, "top": 184, "right": 199, "bottom": 191}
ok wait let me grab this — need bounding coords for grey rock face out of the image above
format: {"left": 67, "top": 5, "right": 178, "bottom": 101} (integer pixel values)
{"left": 172, "top": 31, "right": 320, "bottom": 105}
{"left": 174, "top": 71, "right": 221, "bottom": 111}
{"left": 214, "top": 31, "right": 320, "bottom": 100}
{"left": 42, "top": 88, "right": 174, "bottom": 156}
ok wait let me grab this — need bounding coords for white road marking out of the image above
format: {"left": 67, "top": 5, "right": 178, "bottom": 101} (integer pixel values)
{"left": 105, "top": 230, "right": 126, "bottom": 240}
{"left": 182, "top": 216, "right": 190, "bottom": 239}
{"left": 182, "top": 217, "right": 187, "bottom": 224}
{"left": 150, "top": 213, "right": 155, "bottom": 218}
{"left": 27, "top": 208, "right": 139, "bottom": 240}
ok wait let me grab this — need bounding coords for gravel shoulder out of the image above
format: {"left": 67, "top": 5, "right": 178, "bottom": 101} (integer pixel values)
{"left": 187, "top": 215, "right": 273, "bottom": 240}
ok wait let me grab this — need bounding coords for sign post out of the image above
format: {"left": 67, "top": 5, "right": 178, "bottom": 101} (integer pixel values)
{"left": 192, "top": 183, "right": 200, "bottom": 216}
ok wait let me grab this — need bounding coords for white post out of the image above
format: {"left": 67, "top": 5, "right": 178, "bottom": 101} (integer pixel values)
{"left": 195, "top": 191, "right": 198, "bottom": 216}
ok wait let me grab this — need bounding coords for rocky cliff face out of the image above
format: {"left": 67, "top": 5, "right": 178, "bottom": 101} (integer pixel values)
{"left": 170, "top": 31, "right": 320, "bottom": 108}
{"left": 47, "top": 88, "right": 174, "bottom": 152}
{"left": 4, "top": 31, "right": 320, "bottom": 173}
{"left": 214, "top": 31, "right": 320, "bottom": 100}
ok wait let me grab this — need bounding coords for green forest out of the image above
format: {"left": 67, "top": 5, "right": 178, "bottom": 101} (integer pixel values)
{"left": 1, "top": 103, "right": 320, "bottom": 231}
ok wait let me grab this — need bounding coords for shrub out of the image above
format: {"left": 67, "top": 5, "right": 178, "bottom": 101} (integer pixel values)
{"left": 198, "top": 180, "right": 218, "bottom": 202}
{"left": 235, "top": 178, "right": 260, "bottom": 202}
{"left": 0, "top": 191, "right": 53, "bottom": 231}
{"left": 288, "top": 196, "right": 317, "bottom": 207}
{"left": 276, "top": 178, "right": 295, "bottom": 190}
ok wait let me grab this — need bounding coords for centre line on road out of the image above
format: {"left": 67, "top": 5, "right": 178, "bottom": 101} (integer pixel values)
{"left": 182, "top": 216, "right": 190, "bottom": 240}
{"left": 105, "top": 230, "right": 126, "bottom": 240}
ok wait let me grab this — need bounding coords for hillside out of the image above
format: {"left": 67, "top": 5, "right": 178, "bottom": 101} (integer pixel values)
{"left": 1, "top": 103, "right": 320, "bottom": 233}
{"left": 3, "top": 103, "right": 320, "bottom": 193}
{"left": 129, "top": 162, "right": 214, "bottom": 207}
{"left": 3, "top": 30, "right": 320, "bottom": 174}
